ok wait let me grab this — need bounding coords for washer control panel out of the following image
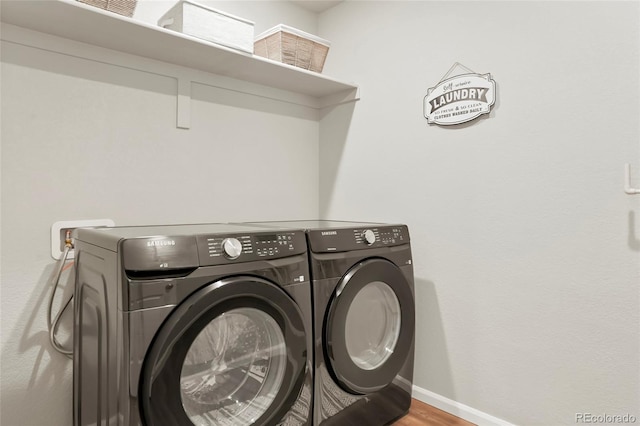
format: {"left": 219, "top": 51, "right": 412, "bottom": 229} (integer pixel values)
{"left": 197, "top": 231, "right": 305, "bottom": 266}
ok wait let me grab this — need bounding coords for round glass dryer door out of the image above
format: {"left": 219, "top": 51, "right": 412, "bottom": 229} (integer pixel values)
{"left": 345, "top": 281, "right": 401, "bottom": 371}
{"left": 325, "top": 258, "right": 415, "bottom": 395}
{"left": 140, "top": 277, "right": 307, "bottom": 426}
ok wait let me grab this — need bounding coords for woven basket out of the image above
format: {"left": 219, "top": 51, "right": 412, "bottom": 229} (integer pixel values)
{"left": 254, "top": 25, "right": 330, "bottom": 73}
{"left": 78, "top": 0, "right": 137, "bottom": 17}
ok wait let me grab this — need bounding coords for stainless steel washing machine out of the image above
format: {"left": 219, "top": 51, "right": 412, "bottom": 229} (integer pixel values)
{"left": 240, "top": 221, "right": 415, "bottom": 426}
{"left": 73, "top": 223, "right": 313, "bottom": 426}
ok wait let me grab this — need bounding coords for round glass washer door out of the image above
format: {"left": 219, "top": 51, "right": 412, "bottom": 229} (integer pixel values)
{"left": 180, "top": 308, "right": 287, "bottom": 425}
{"left": 325, "top": 258, "right": 415, "bottom": 395}
{"left": 139, "top": 277, "right": 308, "bottom": 426}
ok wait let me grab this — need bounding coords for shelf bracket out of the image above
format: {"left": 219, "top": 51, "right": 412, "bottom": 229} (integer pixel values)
{"left": 625, "top": 163, "right": 640, "bottom": 195}
{"left": 177, "top": 77, "right": 191, "bottom": 129}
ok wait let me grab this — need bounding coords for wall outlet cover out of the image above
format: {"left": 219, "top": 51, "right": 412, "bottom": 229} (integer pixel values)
{"left": 51, "top": 219, "right": 115, "bottom": 260}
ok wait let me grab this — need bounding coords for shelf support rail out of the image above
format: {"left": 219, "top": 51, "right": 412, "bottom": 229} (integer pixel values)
{"left": 177, "top": 76, "right": 191, "bottom": 129}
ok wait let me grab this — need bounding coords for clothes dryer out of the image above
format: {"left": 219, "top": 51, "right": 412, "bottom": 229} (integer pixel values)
{"left": 241, "top": 221, "right": 415, "bottom": 426}
{"left": 73, "top": 223, "right": 313, "bottom": 426}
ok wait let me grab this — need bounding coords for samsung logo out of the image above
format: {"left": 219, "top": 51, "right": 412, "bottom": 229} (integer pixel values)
{"left": 321, "top": 231, "right": 337, "bottom": 236}
{"left": 147, "top": 240, "right": 176, "bottom": 247}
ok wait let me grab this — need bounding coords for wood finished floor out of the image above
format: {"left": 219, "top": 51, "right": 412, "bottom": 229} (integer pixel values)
{"left": 393, "top": 399, "right": 476, "bottom": 426}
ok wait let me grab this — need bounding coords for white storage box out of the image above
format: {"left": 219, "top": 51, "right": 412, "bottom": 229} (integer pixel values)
{"left": 158, "top": 0, "right": 254, "bottom": 53}
{"left": 78, "top": 0, "right": 137, "bottom": 17}
{"left": 254, "top": 24, "right": 330, "bottom": 73}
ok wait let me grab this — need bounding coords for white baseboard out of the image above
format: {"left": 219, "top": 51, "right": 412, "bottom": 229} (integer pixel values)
{"left": 412, "top": 385, "right": 515, "bottom": 426}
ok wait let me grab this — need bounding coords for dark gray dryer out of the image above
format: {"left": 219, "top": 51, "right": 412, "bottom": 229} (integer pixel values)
{"left": 73, "top": 223, "right": 313, "bottom": 426}
{"left": 241, "top": 221, "right": 415, "bottom": 426}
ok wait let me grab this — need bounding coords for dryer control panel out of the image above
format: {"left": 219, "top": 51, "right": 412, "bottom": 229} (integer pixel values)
{"left": 307, "top": 225, "right": 410, "bottom": 253}
{"left": 197, "top": 231, "right": 306, "bottom": 266}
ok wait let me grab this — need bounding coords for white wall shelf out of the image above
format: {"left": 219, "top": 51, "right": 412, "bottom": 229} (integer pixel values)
{"left": 0, "top": 0, "right": 359, "bottom": 105}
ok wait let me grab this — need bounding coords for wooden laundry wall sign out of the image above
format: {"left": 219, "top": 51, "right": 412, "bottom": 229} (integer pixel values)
{"left": 424, "top": 63, "right": 496, "bottom": 126}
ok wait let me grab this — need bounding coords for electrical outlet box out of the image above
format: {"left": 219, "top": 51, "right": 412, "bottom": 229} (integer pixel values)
{"left": 51, "top": 219, "right": 115, "bottom": 260}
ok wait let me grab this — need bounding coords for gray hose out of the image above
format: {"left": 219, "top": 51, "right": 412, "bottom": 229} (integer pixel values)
{"left": 47, "top": 244, "right": 73, "bottom": 358}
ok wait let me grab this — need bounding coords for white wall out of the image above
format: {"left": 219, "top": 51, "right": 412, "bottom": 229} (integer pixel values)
{"left": 0, "top": 2, "right": 320, "bottom": 424}
{"left": 2, "top": 1, "right": 639, "bottom": 425}
{"left": 319, "top": 1, "right": 640, "bottom": 425}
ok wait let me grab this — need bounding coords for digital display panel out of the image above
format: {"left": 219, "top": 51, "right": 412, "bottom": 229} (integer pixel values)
{"left": 256, "top": 234, "right": 278, "bottom": 242}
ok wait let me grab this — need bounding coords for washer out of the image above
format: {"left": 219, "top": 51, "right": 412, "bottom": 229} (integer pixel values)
{"left": 241, "top": 221, "right": 415, "bottom": 426}
{"left": 73, "top": 223, "right": 313, "bottom": 426}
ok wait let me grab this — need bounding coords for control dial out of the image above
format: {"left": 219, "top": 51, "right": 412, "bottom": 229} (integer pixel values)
{"left": 222, "top": 238, "right": 243, "bottom": 259}
{"left": 363, "top": 229, "right": 376, "bottom": 245}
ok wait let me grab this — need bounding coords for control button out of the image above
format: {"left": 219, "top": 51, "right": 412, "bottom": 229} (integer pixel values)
{"left": 222, "top": 238, "right": 242, "bottom": 259}
{"left": 363, "top": 229, "right": 376, "bottom": 245}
